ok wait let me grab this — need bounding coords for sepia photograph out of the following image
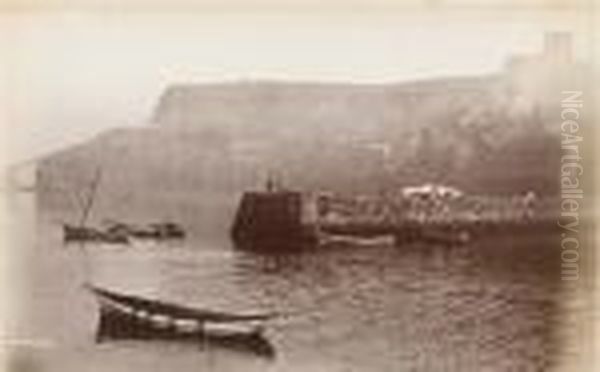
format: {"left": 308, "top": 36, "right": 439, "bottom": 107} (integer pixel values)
{"left": 0, "top": 2, "right": 596, "bottom": 371}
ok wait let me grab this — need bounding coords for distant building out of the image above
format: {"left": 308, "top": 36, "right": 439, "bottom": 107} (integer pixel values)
{"left": 505, "top": 32, "right": 586, "bottom": 110}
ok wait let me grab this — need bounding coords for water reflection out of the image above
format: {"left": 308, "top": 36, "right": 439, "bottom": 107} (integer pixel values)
{"left": 9, "top": 193, "right": 565, "bottom": 372}
{"left": 230, "top": 235, "right": 562, "bottom": 371}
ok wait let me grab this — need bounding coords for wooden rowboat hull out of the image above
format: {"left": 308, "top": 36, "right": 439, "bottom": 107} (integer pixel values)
{"left": 88, "top": 285, "right": 276, "bottom": 358}
{"left": 95, "top": 304, "right": 276, "bottom": 358}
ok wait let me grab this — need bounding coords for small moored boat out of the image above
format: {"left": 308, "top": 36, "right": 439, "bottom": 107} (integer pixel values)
{"left": 63, "top": 224, "right": 129, "bottom": 244}
{"left": 87, "top": 285, "right": 276, "bottom": 357}
{"left": 107, "top": 221, "right": 186, "bottom": 240}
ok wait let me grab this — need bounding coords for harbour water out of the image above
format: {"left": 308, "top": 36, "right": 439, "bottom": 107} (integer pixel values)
{"left": 3, "top": 192, "right": 573, "bottom": 371}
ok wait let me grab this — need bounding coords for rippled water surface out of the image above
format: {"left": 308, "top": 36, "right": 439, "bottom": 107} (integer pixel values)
{"left": 5, "top": 195, "right": 568, "bottom": 372}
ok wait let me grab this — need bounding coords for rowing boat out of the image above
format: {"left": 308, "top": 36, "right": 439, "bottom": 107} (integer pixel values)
{"left": 87, "top": 285, "right": 276, "bottom": 357}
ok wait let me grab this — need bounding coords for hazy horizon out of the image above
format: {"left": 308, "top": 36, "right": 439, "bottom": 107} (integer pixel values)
{"left": 0, "top": 11, "right": 590, "bottom": 167}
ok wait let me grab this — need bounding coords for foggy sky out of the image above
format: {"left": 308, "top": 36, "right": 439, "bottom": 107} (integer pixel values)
{"left": 0, "top": 10, "right": 587, "bottom": 166}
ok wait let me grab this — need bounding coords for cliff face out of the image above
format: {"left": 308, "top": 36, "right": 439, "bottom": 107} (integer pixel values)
{"left": 38, "top": 76, "right": 564, "bottom": 235}
{"left": 147, "top": 77, "right": 561, "bottom": 193}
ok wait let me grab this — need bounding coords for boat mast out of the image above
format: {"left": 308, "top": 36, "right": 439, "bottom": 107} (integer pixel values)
{"left": 78, "top": 167, "right": 102, "bottom": 228}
